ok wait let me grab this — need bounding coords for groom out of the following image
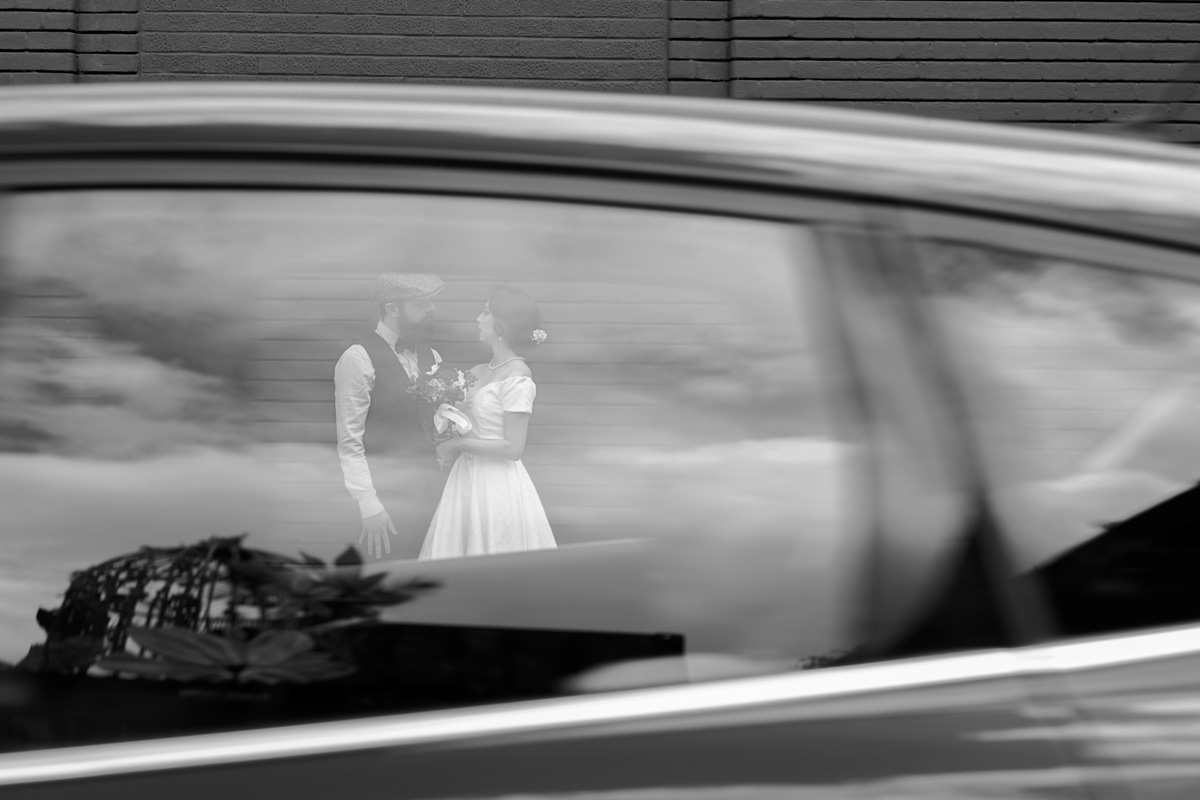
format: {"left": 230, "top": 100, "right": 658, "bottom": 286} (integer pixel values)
{"left": 334, "top": 273, "right": 447, "bottom": 560}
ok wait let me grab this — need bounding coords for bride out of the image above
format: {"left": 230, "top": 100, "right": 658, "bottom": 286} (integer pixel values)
{"left": 418, "top": 285, "right": 557, "bottom": 559}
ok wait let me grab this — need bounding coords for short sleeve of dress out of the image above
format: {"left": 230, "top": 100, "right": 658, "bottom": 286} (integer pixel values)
{"left": 499, "top": 375, "right": 537, "bottom": 414}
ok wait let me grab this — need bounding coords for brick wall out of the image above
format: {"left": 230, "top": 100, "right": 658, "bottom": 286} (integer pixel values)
{"left": 3, "top": 1, "right": 1200, "bottom": 143}
{"left": 0, "top": 0, "right": 138, "bottom": 85}
{"left": 138, "top": 0, "right": 667, "bottom": 92}
{"left": 724, "top": 0, "right": 1200, "bottom": 143}
{"left": 668, "top": 0, "right": 729, "bottom": 96}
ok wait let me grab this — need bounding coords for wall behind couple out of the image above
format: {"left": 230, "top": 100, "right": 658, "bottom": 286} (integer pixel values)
{"left": 253, "top": 272, "right": 712, "bottom": 551}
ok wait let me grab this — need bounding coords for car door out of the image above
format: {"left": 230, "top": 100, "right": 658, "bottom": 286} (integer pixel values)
{"left": 903, "top": 208, "right": 1200, "bottom": 800}
{"left": 0, "top": 137, "right": 1088, "bottom": 799}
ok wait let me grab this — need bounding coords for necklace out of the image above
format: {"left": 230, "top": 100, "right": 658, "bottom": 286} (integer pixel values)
{"left": 489, "top": 355, "right": 525, "bottom": 370}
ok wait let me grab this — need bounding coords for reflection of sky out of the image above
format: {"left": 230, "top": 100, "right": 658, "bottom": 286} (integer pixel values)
{"left": 975, "top": 690, "right": 1200, "bottom": 762}
{"left": 0, "top": 190, "right": 857, "bottom": 668}
{"left": 313, "top": 778, "right": 1096, "bottom": 800}
{"left": 0, "top": 448, "right": 279, "bottom": 664}
{"left": 0, "top": 321, "right": 240, "bottom": 458}
{"left": 929, "top": 249, "right": 1200, "bottom": 569}
{"left": 961, "top": 689, "right": 1200, "bottom": 798}
{"left": 0, "top": 436, "right": 858, "bottom": 666}
{"left": 381, "top": 764, "right": 1166, "bottom": 799}
{"left": 937, "top": 262, "right": 1200, "bottom": 481}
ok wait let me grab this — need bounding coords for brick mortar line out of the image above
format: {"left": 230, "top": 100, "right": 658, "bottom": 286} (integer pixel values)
{"left": 144, "top": 32, "right": 662, "bottom": 39}
{"left": 144, "top": 72, "right": 662, "bottom": 80}
{"left": 143, "top": 35, "right": 662, "bottom": 41}
{"left": 660, "top": 0, "right": 668, "bottom": 93}
{"left": 146, "top": 52, "right": 665, "bottom": 60}
{"left": 720, "top": 58, "right": 1200, "bottom": 63}
{"left": 728, "top": 64, "right": 1200, "bottom": 67}
{"left": 729, "top": 78, "right": 1195, "bottom": 82}
{"left": 729, "top": 18, "right": 1200, "bottom": 22}
{"left": 144, "top": 31, "right": 665, "bottom": 39}
{"left": 4, "top": 27, "right": 137, "bottom": 31}
{"left": 734, "top": 38, "right": 1200, "bottom": 42}
{"left": 728, "top": 39, "right": 1200, "bottom": 43}
{"left": 139, "top": 13, "right": 662, "bottom": 20}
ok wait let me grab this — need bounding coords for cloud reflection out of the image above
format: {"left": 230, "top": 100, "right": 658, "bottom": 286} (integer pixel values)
{"left": 0, "top": 444, "right": 351, "bottom": 664}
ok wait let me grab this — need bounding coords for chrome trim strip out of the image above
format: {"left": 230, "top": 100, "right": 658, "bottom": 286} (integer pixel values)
{"left": 0, "top": 649, "right": 1019, "bottom": 786}
{"left": 1023, "top": 623, "right": 1200, "bottom": 673}
{"left": 0, "top": 84, "right": 1198, "bottom": 238}
{"left": 4, "top": 623, "right": 1200, "bottom": 785}
{"left": 0, "top": 83, "right": 1193, "bottom": 163}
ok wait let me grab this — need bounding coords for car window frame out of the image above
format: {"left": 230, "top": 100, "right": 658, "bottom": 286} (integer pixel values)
{"left": 0, "top": 154, "right": 990, "bottom": 775}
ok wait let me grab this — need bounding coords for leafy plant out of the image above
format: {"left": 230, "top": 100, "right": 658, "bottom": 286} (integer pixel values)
{"left": 96, "top": 627, "right": 355, "bottom": 685}
{"left": 228, "top": 545, "right": 438, "bottom": 624}
{"left": 25, "top": 537, "right": 438, "bottom": 685}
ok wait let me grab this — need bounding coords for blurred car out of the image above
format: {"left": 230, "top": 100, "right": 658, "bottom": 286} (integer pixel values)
{"left": 1, "top": 83, "right": 1200, "bottom": 800}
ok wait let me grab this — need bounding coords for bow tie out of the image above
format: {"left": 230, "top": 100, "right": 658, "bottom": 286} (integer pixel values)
{"left": 393, "top": 338, "right": 416, "bottom": 354}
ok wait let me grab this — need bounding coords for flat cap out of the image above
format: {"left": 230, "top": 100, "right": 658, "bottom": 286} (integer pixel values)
{"left": 373, "top": 273, "right": 444, "bottom": 303}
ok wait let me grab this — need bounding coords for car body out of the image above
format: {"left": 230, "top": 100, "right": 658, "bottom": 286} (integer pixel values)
{"left": 1, "top": 83, "right": 1200, "bottom": 800}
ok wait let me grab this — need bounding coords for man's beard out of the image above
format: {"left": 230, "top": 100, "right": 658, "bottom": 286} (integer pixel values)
{"left": 399, "top": 315, "right": 434, "bottom": 343}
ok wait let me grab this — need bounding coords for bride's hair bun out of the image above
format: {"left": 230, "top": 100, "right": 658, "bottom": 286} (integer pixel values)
{"left": 490, "top": 284, "right": 543, "bottom": 356}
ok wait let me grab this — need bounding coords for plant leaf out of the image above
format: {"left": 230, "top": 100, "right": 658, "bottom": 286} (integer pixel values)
{"left": 226, "top": 561, "right": 273, "bottom": 580}
{"left": 356, "top": 572, "right": 387, "bottom": 591}
{"left": 240, "top": 654, "right": 355, "bottom": 684}
{"left": 128, "top": 627, "right": 244, "bottom": 666}
{"left": 236, "top": 667, "right": 287, "bottom": 685}
{"left": 244, "top": 630, "right": 314, "bottom": 666}
{"left": 333, "top": 546, "right": 362, "bottom": 568}
{"left": 398, "top": 578, "right": 441, "bottom": 592}
{"left": 35, "top": 608, "right": 58, "bottom": 632}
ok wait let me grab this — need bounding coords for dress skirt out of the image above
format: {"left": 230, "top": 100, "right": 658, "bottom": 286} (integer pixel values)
{"left": 418, "top": 450, "right": 556, "bottom": 559}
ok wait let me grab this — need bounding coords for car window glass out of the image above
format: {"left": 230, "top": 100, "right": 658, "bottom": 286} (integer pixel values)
{"left": 914, "top": 234, "right": 1200, "bottom": 638}
{"left": 0, "top": 189, "right": 867, "bottom": 750}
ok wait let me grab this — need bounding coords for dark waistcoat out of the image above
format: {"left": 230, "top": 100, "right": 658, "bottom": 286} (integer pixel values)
{"left": 357, "top": 330, "right": 437, "bottom": 464}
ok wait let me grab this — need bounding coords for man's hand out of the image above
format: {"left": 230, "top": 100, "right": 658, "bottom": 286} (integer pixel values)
{"left": 359, "top": 509, "right": 398, "bottom": 559}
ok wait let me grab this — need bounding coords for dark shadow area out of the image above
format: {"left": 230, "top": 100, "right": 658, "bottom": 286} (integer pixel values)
{"left": 0, "top": 623, "right": 683, "bottom": 752}
{"left": 1031, "top": 481, "right": 1200, "bottom": 638}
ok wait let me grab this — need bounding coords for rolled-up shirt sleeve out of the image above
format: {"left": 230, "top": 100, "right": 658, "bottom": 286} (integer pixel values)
{"left": 334, "top": 345, "right": 386, "bottom": 519}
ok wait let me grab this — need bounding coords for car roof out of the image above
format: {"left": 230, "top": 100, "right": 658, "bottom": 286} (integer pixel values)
{"left": 0, "top": 82, "right": 1198, "bottom": 250}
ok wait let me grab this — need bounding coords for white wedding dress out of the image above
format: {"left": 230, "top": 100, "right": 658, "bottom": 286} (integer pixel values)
{"left": 418, "top": 375, "right": 557, "bottom": 559}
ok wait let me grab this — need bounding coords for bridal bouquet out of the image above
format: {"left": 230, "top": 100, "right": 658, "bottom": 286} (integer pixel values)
{"left": 408, "top": 364, "right": 476, "bottom": 436}
{"left": 409, "top": 362, "right": 476, "bottom": 405}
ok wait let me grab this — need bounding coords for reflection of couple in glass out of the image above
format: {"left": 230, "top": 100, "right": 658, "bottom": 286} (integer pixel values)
{"left": 334, "top": 274, "right": 556, "bottom": 560}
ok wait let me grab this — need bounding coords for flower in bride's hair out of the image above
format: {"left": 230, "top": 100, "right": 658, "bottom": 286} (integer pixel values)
{"left": 530, "top": 329, "right": 547, "bottom": 344}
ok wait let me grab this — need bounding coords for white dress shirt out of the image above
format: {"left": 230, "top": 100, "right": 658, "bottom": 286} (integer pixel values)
{"left": 334, "top": 321, "right": 442, "bottom": 519}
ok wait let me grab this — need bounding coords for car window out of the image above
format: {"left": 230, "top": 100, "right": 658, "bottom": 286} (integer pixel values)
{"left": 911, "top": 223, "right": 1200, "bottom": 639}
{"left": 0, "top": 187, "right": 873, "bottom": 750}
